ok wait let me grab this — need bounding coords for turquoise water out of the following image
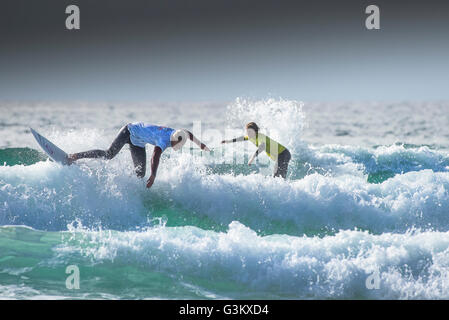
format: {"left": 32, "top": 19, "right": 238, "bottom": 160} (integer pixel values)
{"left": 1, "top": 99, "right": 449, "bottom": 299}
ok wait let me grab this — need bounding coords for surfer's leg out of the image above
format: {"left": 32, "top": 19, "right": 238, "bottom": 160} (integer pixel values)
{"left": 104, "top": 126, "right": 132, "bottom": 159}
{"left": 70, "top": 125, "right": 130, "bottom": 161}
{"left": 129, "top": 143, "right": 146, "bottom": 178}
{"left": 273, "top": 149, "right": 291, "bottom": 179}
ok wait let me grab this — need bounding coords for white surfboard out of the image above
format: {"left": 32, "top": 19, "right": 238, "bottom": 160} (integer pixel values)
{"left": 30, "top": 128, "right": 69, "bottom": 165}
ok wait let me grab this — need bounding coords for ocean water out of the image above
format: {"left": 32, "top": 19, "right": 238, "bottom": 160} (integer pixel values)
{"left": 1, "top": 98, "right": 449, "bottom": 299}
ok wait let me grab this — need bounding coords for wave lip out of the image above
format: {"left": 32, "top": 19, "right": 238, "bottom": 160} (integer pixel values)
{"left": 162, "top": 159, "right": 449, "bottom": 235}
{"left": 53, "top": 222, "right": 449, "bottom": 299}
{"left": 1, "top": 150, "right": 449, "bottom": 235}
{"left": 317, "top": 144, "right": 449, "bottom": 183}
{"left": 2, "top": 223, "right": 449, "bottom": 299}
{"left": 0, "top": 158, "right": 148, "bottom": 231}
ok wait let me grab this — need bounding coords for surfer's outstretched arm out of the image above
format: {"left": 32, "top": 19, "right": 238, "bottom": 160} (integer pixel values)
{"left": 146, "top": 146, "right": 162, "bottom": 189}
{"left": 221, "top": 136, "right": 246, "bottom": 144}
{"left": 184, "top": 130, "right": 210, "bottom": 151}
{"left": 248, "top": 143, "right": 265, "bottom": 166}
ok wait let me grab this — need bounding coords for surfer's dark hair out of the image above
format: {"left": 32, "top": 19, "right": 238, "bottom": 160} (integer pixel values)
{"left": 246, "top": 122, "right": 259, "bottom": 133}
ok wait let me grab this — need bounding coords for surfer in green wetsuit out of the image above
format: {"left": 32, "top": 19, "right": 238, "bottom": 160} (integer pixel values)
{"left": 221, "top": 122, "right": 291, "bottom": 178}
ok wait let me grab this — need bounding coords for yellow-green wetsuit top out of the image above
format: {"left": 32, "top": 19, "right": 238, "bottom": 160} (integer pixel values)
{"left": 244, "top": 133, "right": 286, "bottom": 161}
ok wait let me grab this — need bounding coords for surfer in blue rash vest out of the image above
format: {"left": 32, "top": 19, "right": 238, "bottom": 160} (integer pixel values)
{"left": 67, "top": 123, "right": 210, "bottom": 189}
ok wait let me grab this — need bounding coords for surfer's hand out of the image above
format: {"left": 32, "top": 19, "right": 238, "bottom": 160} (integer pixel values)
{"left": 199, "top": 143, "right": 211, "bottom": 152}
{"left": 146, "top": 175, "right": 156, "bottom": 189}
{"left": 221, "top": 140, "right": 226, "bottom": 144}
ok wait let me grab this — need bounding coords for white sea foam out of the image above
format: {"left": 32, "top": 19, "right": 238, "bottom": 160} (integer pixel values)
{"left": 1, "top": 149, "right": 449, "bottom": 234}
{"left": 56, "top": 221, "right": 449, "bottom": 299}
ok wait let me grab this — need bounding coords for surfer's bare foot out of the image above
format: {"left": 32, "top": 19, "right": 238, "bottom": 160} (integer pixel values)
{"left": 67, "top": 154, "right": 77, "bottom": 165}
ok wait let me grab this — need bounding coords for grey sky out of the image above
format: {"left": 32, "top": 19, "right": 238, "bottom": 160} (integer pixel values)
{"left": 1, "top": 0, "right": 448, "bottom": 101}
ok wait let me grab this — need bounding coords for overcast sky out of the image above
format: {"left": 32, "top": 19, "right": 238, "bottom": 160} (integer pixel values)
{"left": 1, "top": 0, "right": 448, "bottom": 101}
